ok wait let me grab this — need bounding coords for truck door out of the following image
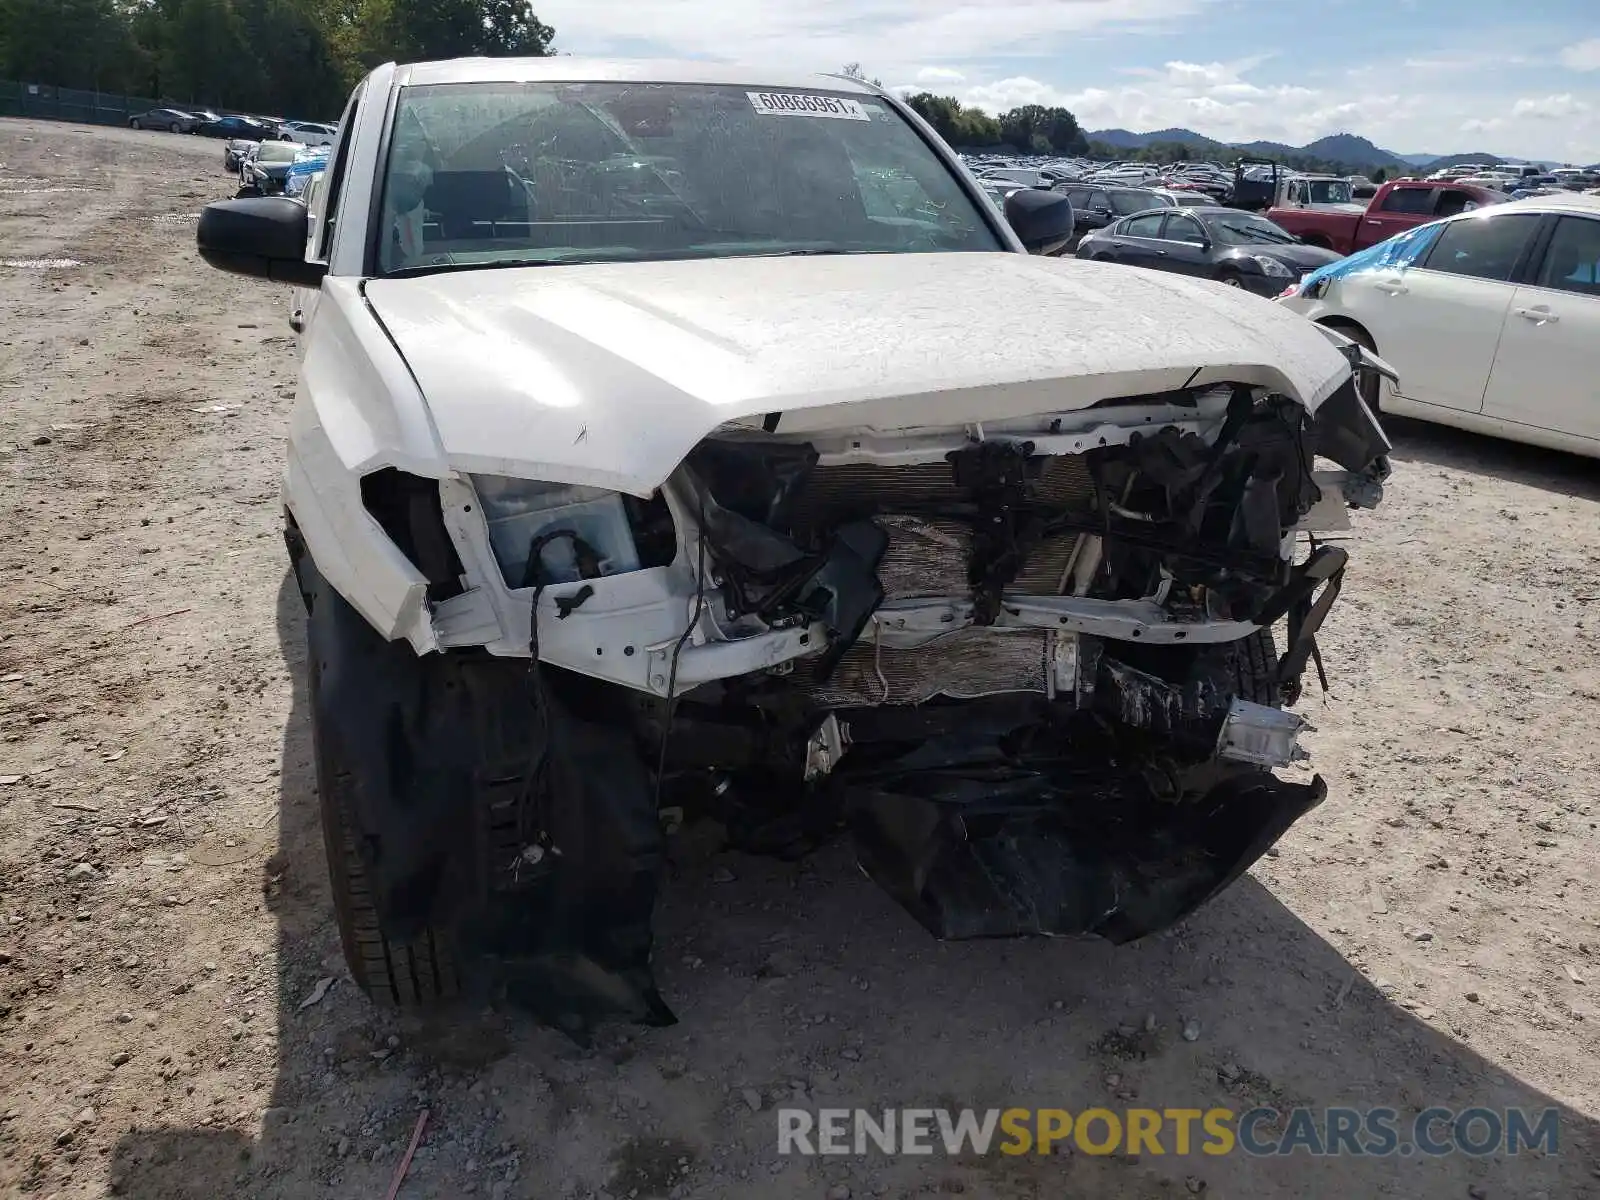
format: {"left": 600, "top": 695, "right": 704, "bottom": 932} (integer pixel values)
{"left": 1356, "top": 186, "right": 1436, "bottom": 249}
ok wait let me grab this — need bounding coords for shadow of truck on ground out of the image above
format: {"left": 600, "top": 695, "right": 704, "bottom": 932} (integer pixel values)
{"left": 109, "top": 571, "right": 1598, "bottom": 1200}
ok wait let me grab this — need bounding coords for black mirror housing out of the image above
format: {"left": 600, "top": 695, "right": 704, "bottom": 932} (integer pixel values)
{"left": 1004, "top": 188, "right": 1075, "bottom": 255}
{"left": 197, "top": 196, "right": 326, "bottom": 288}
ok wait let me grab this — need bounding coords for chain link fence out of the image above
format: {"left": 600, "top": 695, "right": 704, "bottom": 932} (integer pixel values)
{"left": 0, "top": 80, "right": 220, "bottom": 127}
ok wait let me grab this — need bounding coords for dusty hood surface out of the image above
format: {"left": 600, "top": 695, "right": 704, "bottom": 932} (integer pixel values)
{"left": 363, "top": 251, "right": 1353, "bottom": 496}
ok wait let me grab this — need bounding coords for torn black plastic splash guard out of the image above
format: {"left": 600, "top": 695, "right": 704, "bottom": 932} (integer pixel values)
{"left": 848, "top": 761, "right": 1326, "bottom": 943}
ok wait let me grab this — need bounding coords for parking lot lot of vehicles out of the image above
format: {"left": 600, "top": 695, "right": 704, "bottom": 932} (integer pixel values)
{"left": 3, "top": 117, "right": 1600, "bottom": 1200}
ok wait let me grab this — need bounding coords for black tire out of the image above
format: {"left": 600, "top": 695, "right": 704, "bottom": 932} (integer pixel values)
{"left": 169, "top": 121, "right": 182, "bottom": 133}
{"left": 129, "top": 118, "right": 142, "bottom": 130}
{"left": 1219, "top": 270, "right": 1244, "bottom": 288}
{"left": 1231, "top": 627, "right": 1281, "bottom": 707}
{"left": 314, "top": 738, "right": 461, "bottom": 1007}
{"left": 303, "top": 570, "right": 461, "bottom": 1007}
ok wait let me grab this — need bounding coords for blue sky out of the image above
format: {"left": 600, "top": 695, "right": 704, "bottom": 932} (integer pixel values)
{"left": 533, "top": 0, "right": 1600, "bottom": 162}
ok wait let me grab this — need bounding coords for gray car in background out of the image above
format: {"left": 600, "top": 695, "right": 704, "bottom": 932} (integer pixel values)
{"left": 128, "top": 108, "right": 199, "bottom": 133}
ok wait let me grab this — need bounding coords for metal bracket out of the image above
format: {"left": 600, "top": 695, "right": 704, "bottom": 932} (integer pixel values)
{"left": 1217, "top": 700, "right": 1308, "bottom": 768}
{"left": 803, "top": 714, "right": 851, "bottom": 782}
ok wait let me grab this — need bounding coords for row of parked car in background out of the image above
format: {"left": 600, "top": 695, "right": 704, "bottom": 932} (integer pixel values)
{"left": 965, "top": 149, "right": 1600, "bottom": 279}
{"left": 960, "top": 150, "right": 1600, "bottom": 458}
{"left": 128, "top": 106, "right": 337, "bottom": 145}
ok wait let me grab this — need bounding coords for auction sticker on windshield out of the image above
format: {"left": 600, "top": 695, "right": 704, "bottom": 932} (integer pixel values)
{"left": 747, "top": 92, "right": 870, "bottom": 120}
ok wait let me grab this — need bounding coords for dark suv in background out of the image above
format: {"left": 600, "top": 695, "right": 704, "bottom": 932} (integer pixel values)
{"left": 1055, "top": 184, "right": 1176, "bottom": 248}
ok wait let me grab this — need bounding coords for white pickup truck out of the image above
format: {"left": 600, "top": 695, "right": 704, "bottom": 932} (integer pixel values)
{"left": 196, "top": 57, "right": 1392, "bottom": 1037}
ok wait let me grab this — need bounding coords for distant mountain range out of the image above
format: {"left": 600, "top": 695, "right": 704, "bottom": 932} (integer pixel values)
{"left": 1083, "top": 127, "right": 1527, "bottom": 174}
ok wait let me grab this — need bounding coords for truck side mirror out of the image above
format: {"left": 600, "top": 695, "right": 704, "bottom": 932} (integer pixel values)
{"left": 1005, "top": 189, "right": 1075, "bottom": 255}
{"left": 197, "top": 196, "right": 326, "bottom": 288}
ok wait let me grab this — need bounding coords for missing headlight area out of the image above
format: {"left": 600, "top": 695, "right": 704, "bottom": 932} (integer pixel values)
{"left": 470, "top": 474, "right": 677, "bottom": 585}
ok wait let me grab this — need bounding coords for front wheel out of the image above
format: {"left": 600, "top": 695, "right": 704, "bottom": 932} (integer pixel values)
{"left": 129, "top": 119, "right": 142, "bottom": 130}
{"left": 302, "top": 562, "right": 461, "bottom": 1007}
{"left": 1230, "top": 627, "right": 1282, "bottom": 707}
{"left": 1220, "top": 271, "right": 1243, "bottom": 287}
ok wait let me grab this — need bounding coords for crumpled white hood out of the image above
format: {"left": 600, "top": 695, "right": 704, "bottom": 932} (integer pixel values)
{"left": 363, "top": 252, "right": 1352, "bottom": 496}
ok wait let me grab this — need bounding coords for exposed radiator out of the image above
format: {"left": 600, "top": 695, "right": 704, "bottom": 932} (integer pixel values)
{"left": 790, "top": 456, "right": 1097, "bottom": 600}
{"left": 802, "top": 627, "right": 1051, "bottom": 707}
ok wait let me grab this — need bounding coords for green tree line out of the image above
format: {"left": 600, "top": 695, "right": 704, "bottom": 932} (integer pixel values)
{"left": 902, "top": 90, "right": 1400, "bottom": 176}
{"left": 902, "top": 92, "right": 1089, "bottom": 156}
{"left": 0, "top": 0, "right": 554, "bottom": 118}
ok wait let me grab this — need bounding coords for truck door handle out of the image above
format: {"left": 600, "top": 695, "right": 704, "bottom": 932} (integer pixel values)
{"left": 1365, "top": 219, "right": 1383, "bottom": 225}
{"left": 1514, "top": 306, "right": 1558, "bottom": 323}
{"left": 1154, "top": 249, "right": 1168, "bottom": 256}
{"left": 1374, "top": 279, "right": 1408, "bottom": 295}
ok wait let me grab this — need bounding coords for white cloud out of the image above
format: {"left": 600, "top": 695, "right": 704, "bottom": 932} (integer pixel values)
{"left": 1560, "top": 38, "right": 1600, "bottom": 71}
{"left": 960, "top": 65, "right": 1385, "bottom": 147}
{"left": 536, "top": 0, "right": 1213, "bottom": 73}
{"left": 953, "top": 57, "right": 1597, "bottom": 161}
{"left": 1512, "top": 93, "right": 1592, "bottom": 119}
{"left": 533, "top": 2, "right": 1600, "bottom": 160}
{"left": 1402, "top": 52, "right": 1529, "bottom": 73}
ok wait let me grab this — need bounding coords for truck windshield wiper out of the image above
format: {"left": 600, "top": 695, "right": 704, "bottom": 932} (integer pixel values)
{"left": 381, "top": 257, "right": 607, "bottom": 279}
{"left": 378, "top": 247, "right": 883, "bottom": 279}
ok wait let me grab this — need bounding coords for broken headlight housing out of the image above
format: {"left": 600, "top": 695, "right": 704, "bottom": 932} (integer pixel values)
{"left": 471, "top": 476, "right": 643, "bottom": 586}
{"left": 470, "top": 476, "right": 679, "bottom": 587}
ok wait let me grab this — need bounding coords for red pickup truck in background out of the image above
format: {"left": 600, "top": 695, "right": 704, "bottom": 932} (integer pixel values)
{"left": 1267, "top": 179, "right": 1507, "bottom": 255}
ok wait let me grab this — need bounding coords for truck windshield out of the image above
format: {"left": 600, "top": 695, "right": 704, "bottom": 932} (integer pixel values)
{"left": 254, "top": 143, "right": 301, "bottom": 164}
{"left": 1304, "top": 180, "right": 1353, "bottom": 204}
{"left": 376, "top": 81, "right": 1002, "bottom": 274}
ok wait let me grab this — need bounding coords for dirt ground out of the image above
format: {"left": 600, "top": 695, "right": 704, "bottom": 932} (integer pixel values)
{"left": 2, "top": 118, "right": 1599, "bottom": 1200}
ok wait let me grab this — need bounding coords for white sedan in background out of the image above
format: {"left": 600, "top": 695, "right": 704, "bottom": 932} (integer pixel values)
{"left": 278, "top": 120, "right": 338, "bottom": 147}
{"left": 1279, "top": 192, "right": 1600, "bottom": 458}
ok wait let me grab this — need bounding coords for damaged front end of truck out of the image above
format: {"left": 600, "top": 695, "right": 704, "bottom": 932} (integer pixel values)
{"left": 290, "top": 337, "right": 1391, "bottom": 1039}
{"left": 639, "top": 370, "right": 1387, "bottom": 943}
